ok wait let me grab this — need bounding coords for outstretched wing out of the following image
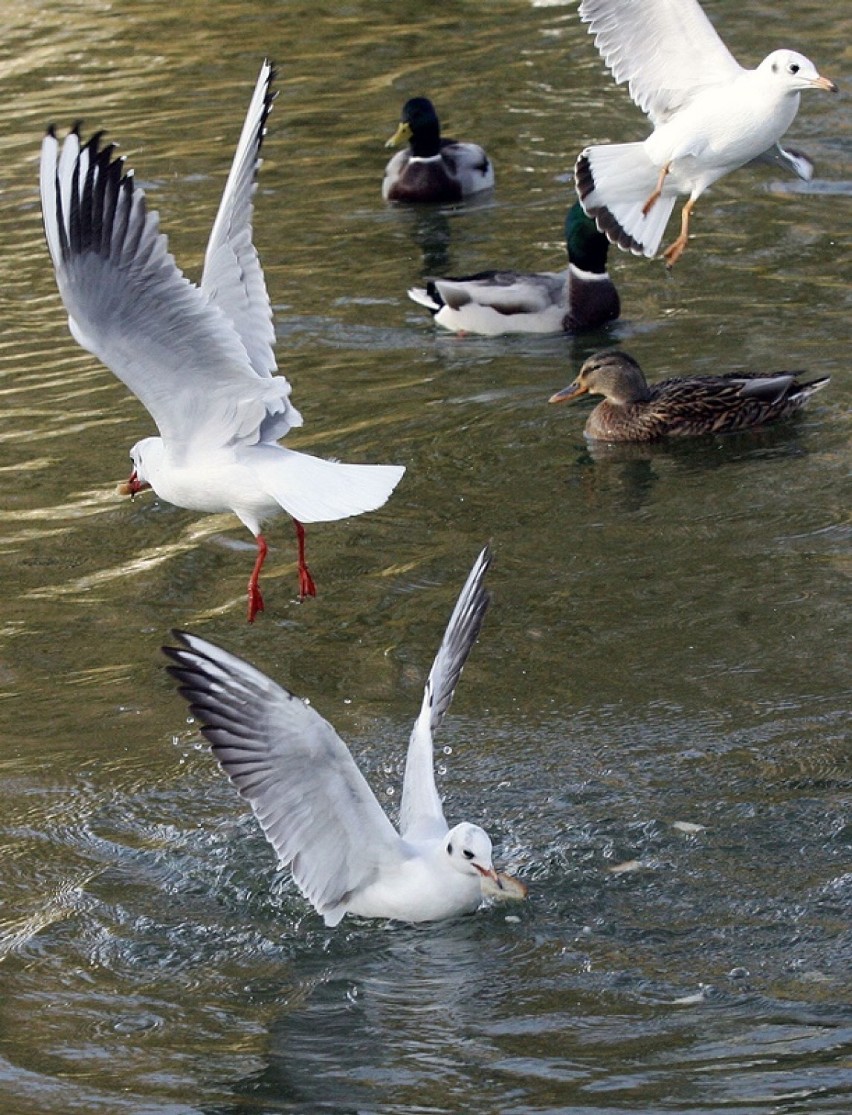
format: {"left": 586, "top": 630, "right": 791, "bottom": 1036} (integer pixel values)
{"left": 399, "top": 546, "right": 492, "bottom": 841}
{"left": 164, "top": 631, "right": 405, "bottom": 926}
{"left": 201, "top": 60, "right": 278, "bottom": 380}
{"left": 578, "top": 0, "right": 743, "bottom": 125}
{"left": 41, "top": 98, "right": 300, "bottom": 459}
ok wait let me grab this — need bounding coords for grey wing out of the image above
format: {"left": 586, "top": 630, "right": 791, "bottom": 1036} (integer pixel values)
{"left": 399, "top": 546, "right": 492, "bottom": 841}
{"left": 40, "top": 126, "right": 301, "bottom": 457}
{"left": 578, "top": 0, "right": 743, "bottom": 124}
{"left": 201, "top": 60, "right": 279, "bottom": 380}
{"left": 164, "top": 631, "right": 405, "bottom": 923}
{"left": 749, "top": 142, "right": 814, "bottom": 182}
{"left": 432, "top": 271, "right": 567, "bottom": 314}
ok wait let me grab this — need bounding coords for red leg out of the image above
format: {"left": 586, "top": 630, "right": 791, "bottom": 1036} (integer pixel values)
{"left": 293, "top": 519, "right": 317, "bottom": 599}
{"left": 247, "top": 534, "right": 268, "bottom": 623}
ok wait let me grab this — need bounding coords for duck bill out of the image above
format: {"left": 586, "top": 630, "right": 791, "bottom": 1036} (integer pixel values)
{"left": 810, "top": 74, "right": 838, "bottom": 93}
{"left": 549, "top": 380, "right": 588, "bottom": 405}
{"left": 478, "top": 866, "right": 528, "bottom": 901}
{"left": 385, "top": 121, "right": 411, "bottom": 148}
{"left": 115, "top": 469, "right": 151, "bottom": 498}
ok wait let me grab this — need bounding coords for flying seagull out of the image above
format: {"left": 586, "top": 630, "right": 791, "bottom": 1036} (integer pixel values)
{"left": 574, "top": 0, "right": 837, "bottom": 266}
{"left": 41, "top": 61, "right": 405, "bottom": 621}
{"left": 164, "top": 545, "right": 527, "bottom": 926}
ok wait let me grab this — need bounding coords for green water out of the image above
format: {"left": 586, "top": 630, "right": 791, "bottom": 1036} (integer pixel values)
{"left": 0, "top": 2, "right": 848, "bottom": 1112}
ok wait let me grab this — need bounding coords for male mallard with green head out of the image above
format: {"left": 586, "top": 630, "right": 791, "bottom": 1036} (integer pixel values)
{"left": 383, "top": 97, "right": 494, "bottom": 203}
{"left": 549, "top": 350, "right": 829, "bottom": 441}
{"left": 407, "top": 201, "right": 620, "bottom": 335}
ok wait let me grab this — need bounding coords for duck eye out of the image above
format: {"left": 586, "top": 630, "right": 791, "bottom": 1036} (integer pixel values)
{"left": 463, "top": 849, "right": 474, "bottom": 860}
{"left": 446, "top": 842, "right": 453, "bottom": 855}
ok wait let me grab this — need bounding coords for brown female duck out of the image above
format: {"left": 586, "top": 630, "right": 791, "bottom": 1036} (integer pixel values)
{"left": 549, "top": 350, "right": 829, "bottom": 442}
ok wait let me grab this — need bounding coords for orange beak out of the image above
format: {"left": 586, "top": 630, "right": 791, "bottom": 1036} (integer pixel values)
{"left": 549, "top": 379, "right": 589, "bottom": 405}
{"left": 811, "top": 74, "right": 838, "bottom": 93}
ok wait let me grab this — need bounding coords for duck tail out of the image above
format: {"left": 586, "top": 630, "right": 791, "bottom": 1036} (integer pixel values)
{"left": 576, "top": 144, "right": 676, "bottom": 259}
{"left": 792, "top": 374, "right": 831, "bottom": 405}
{"left": 407, "top": 285, "right": 443, "bottom": 314}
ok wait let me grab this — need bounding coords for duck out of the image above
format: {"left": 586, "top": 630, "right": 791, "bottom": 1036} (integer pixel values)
{"left": 407, "top": 201, "right": 620, "bottom": 335}
{"left": 574, "top": 0, "right": 837, "bottom": 265}
{"left": 382, "top": 96, "right": 494, "bottom": 203}
{"left": 549, "top": 350, "right": 830, "bottom": 442}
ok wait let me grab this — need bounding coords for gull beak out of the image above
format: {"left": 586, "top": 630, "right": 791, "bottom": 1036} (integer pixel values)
{"left": 477, "top": 865, "right": 529, "bottom": 901}
{"left": 115, "top": 469, "right": 151, "bottom": 498}
{"left": 385, "top": 121, "right": 412, "bottom": 148}
{"left": 549, "top": 379, "right": 589, "bottom": 405}
{"left": 811, "top": 74, "right": 838, "bottom": 93}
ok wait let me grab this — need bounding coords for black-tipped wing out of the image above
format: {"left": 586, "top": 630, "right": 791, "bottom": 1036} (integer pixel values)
{"left": 40, "top": 76, "right": 300, "bottom": 459}
{"left": 399, "top": 546, "right": 492, "bottom": 840}
{"left": 164, "top": 632, "right": 404, "bottom": 922}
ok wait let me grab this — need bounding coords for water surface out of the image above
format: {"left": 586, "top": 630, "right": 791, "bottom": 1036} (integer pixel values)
{"left": 0, "top": 2, "right": 849, "bottom": 1112}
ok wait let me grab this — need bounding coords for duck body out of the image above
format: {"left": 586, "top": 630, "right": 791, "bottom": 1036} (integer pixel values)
{"left": 549, "top": 351, "right": 830, "bottom": 442}
{"left": 407, "top": 202, "right": 619, "bottom": 335}
{"left": 383, "top": 97, "right": 494, "bottom": 203}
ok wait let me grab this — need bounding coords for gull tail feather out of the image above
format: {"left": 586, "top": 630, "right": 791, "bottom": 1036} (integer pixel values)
{"left": 253, "top": 447, "right": 405, "bottom": 524}
{"left": 576, "top": 145, "right": 676, "bottom": 258}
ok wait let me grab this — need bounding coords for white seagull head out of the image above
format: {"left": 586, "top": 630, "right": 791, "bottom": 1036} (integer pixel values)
{"left": 757, "top": 50, "right": 838, "bottom": 95}
{"left": 443, "top": 822, "right": 497, "bottom": 884}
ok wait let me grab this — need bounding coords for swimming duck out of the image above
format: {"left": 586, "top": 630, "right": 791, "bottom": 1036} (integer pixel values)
{"left": 549, "top": 350, "right": 829, "bottom": 441}
{"left": 382, "top": 97, "right": 494, "bottom": 203}
{"left": 407, "top": 201, "right": 620, "bottom": 335}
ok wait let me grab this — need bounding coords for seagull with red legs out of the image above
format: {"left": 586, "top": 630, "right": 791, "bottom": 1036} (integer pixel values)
{"left": 40, "top": 61, "right": 405, "bottom": 621}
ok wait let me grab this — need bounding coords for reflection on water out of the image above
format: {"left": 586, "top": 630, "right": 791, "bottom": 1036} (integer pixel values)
{"left": 0, "top": 0, "right": 849, "bottom": 1112}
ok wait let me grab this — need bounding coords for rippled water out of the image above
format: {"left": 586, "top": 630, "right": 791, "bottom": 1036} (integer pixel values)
{"left": 1, "top": 2, "right": 849, "bottom": 1112}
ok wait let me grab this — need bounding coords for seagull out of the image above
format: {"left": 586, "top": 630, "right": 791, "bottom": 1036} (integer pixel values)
{"left": 574, "top": 0, "right": 838, "bottom": 266}
{"left": 163, "top": 545, "right": 527, "bottom": 926}
{"left": 40, "top": 62, "right": 405, "bottom": 621}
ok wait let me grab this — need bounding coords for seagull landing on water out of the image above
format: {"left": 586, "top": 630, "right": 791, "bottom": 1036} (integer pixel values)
{"left": 164, "top": 545, "right": 527, "bottom": 927}
{"left": 574, "top": 0, "right": 838, "bottom": 267}
{"left": 40, "top": 61, "right": 405, "bottom": 621}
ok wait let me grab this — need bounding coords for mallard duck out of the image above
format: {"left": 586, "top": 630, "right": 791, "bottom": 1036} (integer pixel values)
{"left": 407, "top": 201, "right": 620, "bottom": 335}
{"left": 575, "top": 0, "right": 836, "bottom": 265}
{"left": 382, "top": 97, "right": 494, "bottom": 203}
{"left": 549, "top": 350, "right": 829, "bottom": 441}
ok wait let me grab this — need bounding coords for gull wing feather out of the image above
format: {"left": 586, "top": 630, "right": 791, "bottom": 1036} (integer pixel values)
{"left": 41, "top": 118, "right": 300, "bottom": 460}
{"left": 164, "top": 631, "right": 405, "bottom": 924}
{"left": 399, "top": 546, "right": 492, "bottom": 841}
{"left": 201, "top": 60, "right": 278, "bottom": 380}
{"left": 578, "top": 0, "right": 743, "bottom": 125}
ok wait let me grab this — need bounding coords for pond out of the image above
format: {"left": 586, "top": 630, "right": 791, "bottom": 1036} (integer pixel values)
{"left": 0, "top": 2, "right": 849, "bottom": 1112}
